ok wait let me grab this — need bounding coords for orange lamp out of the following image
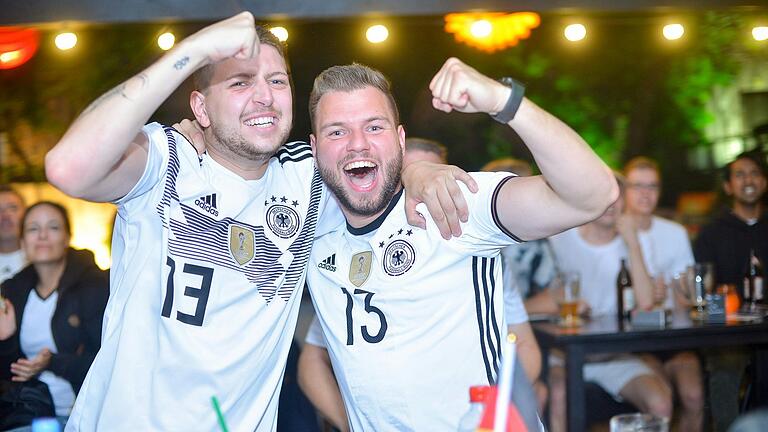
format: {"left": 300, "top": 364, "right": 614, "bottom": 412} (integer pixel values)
{"left": 0, "top": 27, "right": 39, "bottom": 69}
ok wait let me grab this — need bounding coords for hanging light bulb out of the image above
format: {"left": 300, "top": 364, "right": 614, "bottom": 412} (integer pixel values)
{"left": 366, "top": 25, "right": 389, "bottom": 44}
{"left": 157, "top": 32, "right": 175, "bottom": 50}
{"left": 55, "top": 32, "right": 77, "bottom": 50}
{"left": 564, "top": 24, "right": 586, "bottom": 42}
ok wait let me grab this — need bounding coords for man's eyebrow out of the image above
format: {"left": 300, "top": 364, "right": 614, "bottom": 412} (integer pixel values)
{"left": 265, "top": 71, "right": 289, "bottom": 79}
{"left": 224, "top": 72, "right": 256, "bottom": 81}
{"left": 319, "top": 116, "right": 391, "bottom": 131}
{"left": 319, "top": 121, "right": 346, "bottom": 131}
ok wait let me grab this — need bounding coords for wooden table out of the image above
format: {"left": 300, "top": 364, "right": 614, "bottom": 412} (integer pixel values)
{"left": 532, "top": 312, "right": 768, "bottom": 432}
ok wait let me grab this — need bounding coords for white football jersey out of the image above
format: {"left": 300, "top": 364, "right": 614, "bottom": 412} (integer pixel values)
{"left": 307, "top": 172, "right": 519, "bottom": 432}
{"left": 67, "top": 123, "right": 330, "bottom": 432}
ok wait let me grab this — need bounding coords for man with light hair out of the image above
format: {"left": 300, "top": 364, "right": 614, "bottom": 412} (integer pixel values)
{"left": 622, "top": 156, "right": 702, "bottom": 432}
{"left": 299, "top": 59, "right": 617, "bottom": 431}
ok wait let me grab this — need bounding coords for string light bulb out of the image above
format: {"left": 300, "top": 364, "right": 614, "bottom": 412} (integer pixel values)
{"left": 157, "top": 32, "right": 175, "bottom": 50}
{"left": 662, "top": 23, "right": 685, "bottom": 40}
{"left": 753, "top": 26, "right": 768, "bottom": 41}
{"left": 55, "top": 32, "right": 77, "bottom": 50}
{"left": 564, "top": 24, "right": 586, "bottom": 42}
{"left": 270, "top": 26, "right": 289, "bottom": 42}
{"left": 366, "top": 25, "right": 389, "bottom": 44}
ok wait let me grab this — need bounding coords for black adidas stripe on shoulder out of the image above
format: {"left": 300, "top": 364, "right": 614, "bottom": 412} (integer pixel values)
{"left": 491, "top": 175, "right": 524, "bottom": 243}
{"left": 276, "top": 141, "right": 314, "bottom": 164}
{"left": 164, "top": 125, "right": 201, "bottom": 156}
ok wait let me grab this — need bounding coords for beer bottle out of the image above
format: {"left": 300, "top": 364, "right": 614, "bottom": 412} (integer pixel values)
{"left": 743, "top": 250, "right": 764, "bottom": 309}
{"left": 617, "top": 259, "right": 634, "bottom": 324}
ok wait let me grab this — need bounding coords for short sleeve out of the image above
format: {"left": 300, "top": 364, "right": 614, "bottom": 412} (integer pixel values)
{"left": 503, "top": 278, "right": 529, "bottom": 325}
{"left": 114, "top": 122, "right": 169, "bottom": 206}
{"left": 417, "top": 171, "right": 522, "bottom": 256}
{"left": 304, "top": 316, "right": 327, "bottom": 348}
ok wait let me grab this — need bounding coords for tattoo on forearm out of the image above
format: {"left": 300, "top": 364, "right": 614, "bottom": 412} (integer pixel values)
{"left": 174, "top": 56, "right": 190, "bottom": 70}
{"left": 81, "top": 73, "right": 149, "bottom": 116}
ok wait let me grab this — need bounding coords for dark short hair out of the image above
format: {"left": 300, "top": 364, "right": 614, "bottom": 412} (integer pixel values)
{"left": 22, "top": 201, "right": 72, "bottom": 236}
{"left": 723, "top": 150, "right": 767, "bottom": 181}
{"left": 0, "top": 184, "right": 24, "bottom": 205}
{"left": 192, "top": 24, "right": 290, "bottom": 92}
{"left": 309, "top": 63, "right": 399, "bottom": 132}
{"left": 405, "top": 138, "right": 448, "bottom": 163}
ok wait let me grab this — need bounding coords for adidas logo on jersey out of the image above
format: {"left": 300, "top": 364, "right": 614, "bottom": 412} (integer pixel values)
{"left": 318, "top": 254, "right": 337, "bottom": 272}
{"left": 195, "top": 194, "right": 219, "bottom": 217}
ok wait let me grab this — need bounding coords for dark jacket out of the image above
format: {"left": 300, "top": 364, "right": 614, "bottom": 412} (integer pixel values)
{"left": 0, "top": 248, "right": 109, "bottom": 393}
{"left": 693, "top": 209, "right": 768, "bottom": 290}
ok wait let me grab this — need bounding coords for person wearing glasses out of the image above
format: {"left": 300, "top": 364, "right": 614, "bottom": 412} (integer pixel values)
{"left": 622, "top": 156, "right": 702, "bottom": 432}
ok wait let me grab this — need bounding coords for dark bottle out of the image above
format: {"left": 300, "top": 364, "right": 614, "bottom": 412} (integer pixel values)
{"left": 617, "top": 259, "right": 634, "bottom": 325}
{"left": 743, "top": 250, "right": 764, "bottom": 309}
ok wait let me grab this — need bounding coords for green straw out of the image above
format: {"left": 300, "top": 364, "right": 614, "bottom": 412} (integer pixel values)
{"left": 211, "top": 395, "right": 229, "bottom": 432}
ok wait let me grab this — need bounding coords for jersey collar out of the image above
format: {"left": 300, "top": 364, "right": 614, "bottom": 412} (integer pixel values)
{"left": 346, "top": 188, "right": 404, "bottom": 236}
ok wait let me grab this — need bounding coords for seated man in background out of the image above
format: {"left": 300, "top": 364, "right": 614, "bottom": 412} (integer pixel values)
{"left": 693, "top": 150, "right": 768, "bottom": 422}
{"left": 694, "top": 150, "right": 768, "bottom": 291}
{"left": 402, "top": 137, "right": 448, "bottom": 166}
{"left": 301, "top": 58, "right": 616, "bottom": 430}
{"left": 0, "top": 185, "right": 26, "bottom": 284}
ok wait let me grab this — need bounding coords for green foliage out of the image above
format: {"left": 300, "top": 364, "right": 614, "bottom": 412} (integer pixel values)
{"left": 484, "top": 10, "right": 747, "bottom": 189}
{"left": 0, "top": 24, "right": 176, "bottom": 182}
{"left": 661, "top": 12, "right": 741, "bottom": 148}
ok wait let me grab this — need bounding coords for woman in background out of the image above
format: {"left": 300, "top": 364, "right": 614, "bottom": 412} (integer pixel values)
{"left": 0, "top": 201, "right": 108, "bottom": 424}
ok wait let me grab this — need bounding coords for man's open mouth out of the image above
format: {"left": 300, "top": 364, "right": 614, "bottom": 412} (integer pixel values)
{"left": 344, "top": 160, "right": 378, "bottom": 190}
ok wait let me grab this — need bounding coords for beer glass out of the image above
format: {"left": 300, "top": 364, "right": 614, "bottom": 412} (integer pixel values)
{"left": 556, "top": 271, "right": 581, "bottom": 327}
{"left": 610, "top": 413, "right": 669, "bottom": 432}
{"left": 672, "top": 263, "right": 714, "bottom": 320}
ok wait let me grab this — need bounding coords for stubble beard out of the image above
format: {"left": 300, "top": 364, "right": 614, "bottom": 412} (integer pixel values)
{"left": 319, "top": 153, "right": 403, "bottom": 218}
{"left": 209, "top": 121, "right": 290, "bottom": 163}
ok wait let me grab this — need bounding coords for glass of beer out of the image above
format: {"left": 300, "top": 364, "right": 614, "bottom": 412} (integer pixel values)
{"left": 672, "top": 264, "right": 714, "bottom": 320}
{"left": 556, "top": 271, "right": 582, "bottom": 327}
{"left": 610, "top": 413, "right": 669, "bottom": 432}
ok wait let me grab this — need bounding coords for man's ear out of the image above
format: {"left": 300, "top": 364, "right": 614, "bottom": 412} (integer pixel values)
{"left": 190, "top": 91, "right": 211, "bottom": 128}
{"left": 723, "top": 180, "right": 733, "bottom": 197}
{"left": 309, "top": 134, "right": 317, "bottom": 157}
{"left": 397, "top": 125, "right": 406, "bottom": 157}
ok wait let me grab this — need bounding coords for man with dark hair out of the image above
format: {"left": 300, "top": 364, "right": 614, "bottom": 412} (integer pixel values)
{"left": 0, "top": 185, "right": 26, "bottom": 284}
{"left": 695, "top": 150, "right": 768, "bottom": 288}
{"left": 694, "top": 151, "right": 768, "bottom": 426}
